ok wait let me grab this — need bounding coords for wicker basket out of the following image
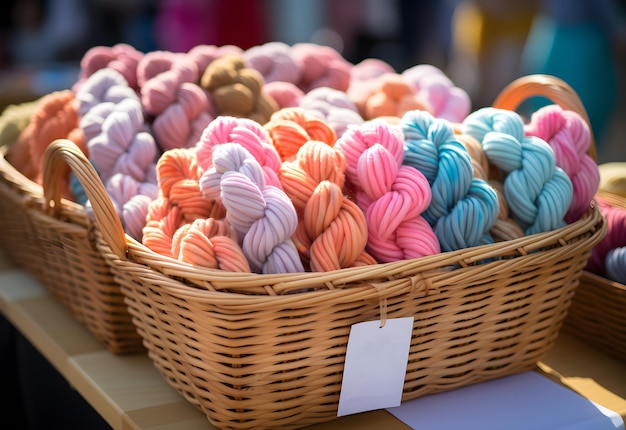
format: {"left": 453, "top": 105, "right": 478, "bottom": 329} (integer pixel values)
{"left": 0, "top": 134, "right": 144, "bottom": 354}
{"left": 563, "top": 190, "right": 626, "bottom": 361}
{"left": 42, "top": 74, "right": 607, "bottom": 430}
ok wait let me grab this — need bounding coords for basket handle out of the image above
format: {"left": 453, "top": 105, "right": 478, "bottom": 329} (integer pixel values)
{"left": 42, "top": 139, "right": 128, "bottom": 259}
{"left": 492, "top": 74, "right": 597, "bottom": 161}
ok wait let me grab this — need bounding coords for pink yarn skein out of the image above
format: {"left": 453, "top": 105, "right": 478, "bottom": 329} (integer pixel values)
{"left": 244, "top": 41, "right": 302, "bottom": 84}
{"left": 186, "top": 43, "right": 243, "bottom": 74}
{"left": 291, "top": 43, "right": 352, "bottom": 93}
{"left": 263, "top": 81, "right": 305, "bottom": 109}
{"left": 334, "top": 119, "right": 440, "bottom": 262}
{"left": 402, "top": 64, "right": 471, "bottom": 123}
{"left": 137, "top": 50, "right": 200, "bottom": 117}
{"left": 196, "top": 116, "right": 282, "bottom": 188}
{"left": 524, "top": 104, "right": 599, "bottom": 223}
{"left": 151, "top": 82, "right": 215, "bottom": 151}
{"left": 73, "top": 43, "right": 144, "bottom": 92}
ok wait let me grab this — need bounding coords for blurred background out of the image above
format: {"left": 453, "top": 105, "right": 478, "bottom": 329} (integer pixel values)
{"left": 0, "top": 0, "right": 624, "bottom": 162}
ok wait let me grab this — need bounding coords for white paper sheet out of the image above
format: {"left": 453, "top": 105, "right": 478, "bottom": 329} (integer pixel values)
{"left": 386, "top": 371, "right": 624, "bottom": 430}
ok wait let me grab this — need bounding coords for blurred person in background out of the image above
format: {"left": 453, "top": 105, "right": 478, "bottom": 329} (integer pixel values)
{"left": 449, "top": 0, "right": 539, "bottom": 109}
{"left": 520, "top": 0, "right": 626, "bottom": 149}
{"left": 8, "top": 0, "right": 89, "bottom": 66}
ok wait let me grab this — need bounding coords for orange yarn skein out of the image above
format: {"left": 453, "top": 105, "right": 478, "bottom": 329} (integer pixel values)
{"left": 264, "top": 107, "right": 336, "bottom": 162}
{"left": 7, "top": 90, "right": 85, "bottom": 198}
{"left": 279, "top": 140, "right": 375, "bottom": 271}
{"left": 142, "top": 147, "right": 248, "bottom": 271}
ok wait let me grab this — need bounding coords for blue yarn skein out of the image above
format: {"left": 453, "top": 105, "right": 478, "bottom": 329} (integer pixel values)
{"left": 606, "top": 247, "right": 626, "bottom": 284}
{"left": 400, "top": 109, "right": 499, "bottom": 251}
{"left": 463, "top": 107, "right": 573, "bottom": 235}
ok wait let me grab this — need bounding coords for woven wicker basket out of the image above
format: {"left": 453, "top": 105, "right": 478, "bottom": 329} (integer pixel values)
{"left": 564, "top": 190, "right": 626, "bottom": 361}
{"left": 0, "top": 133, "right": 144, "bottom": 354}
{"left": 41, "top": 74, "right": 607, "bottom": 430}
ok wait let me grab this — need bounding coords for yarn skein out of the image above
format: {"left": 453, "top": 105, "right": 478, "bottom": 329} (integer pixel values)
{"left": 264, "top": 107, "right": 337, "bottom": 162}
{"left": 362, "top": 73, "right": 428, "bottom": 121}
{"left": 462, "top": 107, "right": 573, "bottom": 235}
{"left": 587, "top": 195, "right": 626, "bottom": 281}
{"left": 401, "top": 64, "right": 471, "bottom": 123}
{"left": 291, "top": 43, "right": 352, "bottom": 93}
{"left": 196, "top": 115, "right": 282, "bottom": 188}
{"left": 401, "top": 110, "right": 499, "bottom": 251}
{"left": 457, "top": 131, "right": 525, "bottom": 242}
{"left": 151, "top": 82, "right": 215, "bottom": 151}
{"left": 138, "top": 50, "right": 200, "bottom": 118}
{"left": 298, "top": 86, "right": 364, "bottom": 139}
{"left": 7, "top": 90, "right": 85, "bottom": 201}
{"left": 244, "top": 41, "right": 302, "bottom": 84}
{"left": 201, "top": 142, "right": 304, "bottom": 274}
{"left": 200, "top": 53, "right": 279, "bottom": 124}
{"left": 143, "top": 147, "right": 229, "bottom": 263}
{"left": 335, "top": 119, "right": 440, "bottom": 262}
{"left": 279, "top": 139, "right": 376, "bottom": 271}
{"left": 73, "top": 43, "right": 144, "bottom": 92}
{"left": 525, "top": 104, "right": 599, "bottom": 223}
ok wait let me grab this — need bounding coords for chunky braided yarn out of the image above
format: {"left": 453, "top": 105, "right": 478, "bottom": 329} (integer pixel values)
{"left": 196, "top": 115, "right": 282, "bottom": 188}
{"left": 362, "top": 73, "right": 428, "bottom": 121}
{"left": 138, "top": 50, "right": 200, "bottom": 118}
{"left": 402, "top": 64, "right": 471, "bottom": 123}
{"left": 525, "top": 104, "right": 599, "bottom": 223}
{"left": 279, "top": 139, "right": 376, "bottom": 271}
{"left": 244, "top": 41, "right": 301, "bottom": 84}
{"left": 75, "top": 68, "right": 159, "bottom": 237}
{"left": 171, "top": 217, "right": 249, "bottom": 271}
{"left": 606, "top": 247, "right": 626, "bottom": 284}
{"left": 8, "top": 90, "right": 85, "bottom": 197}
{"left": 0, "top": 98, "right": 39, "bottom": 148}
{"left": 201, "top": 142, "right": 303, "bottom": 274}
{"left": 143, "top": 147, "right": 227, "bottom": 260}
{"left": 186, "top": 43, "right": 243, "bottom": 75}
{"left": 74, "top": 68, "right": 138, "bottom": 118}
{"left": 401, "top": 110, "right": 498, "bottom": 251}
{"left": 348, "top": 58, "right": 396, "bottom": 118}
{"left": 200, "top": 53, "right": 279, "bottom": 124}
{"left": 86, "top": 97, "right": 156, "bottom": 184}
{"left": 263, "top": 81, "right": 305, "bottom": 109}
{"left": 73, "top": 43, "right": 144, "bottom": 92}
{"left": 298, "top": 86, "right": 364, "bottom": 138}
{"left": 151, "top": 82, "right": 215, "bottom": 151}
{"left": 462, "top": 107, "right": 573, "bottom": 235}
{"left": 104, "top": 173, "right": 158, "bottom": 240}
{"left": 335, "top": 119, "right": 440, "bottom": 262}
{"left": 587, "top": 195, "right": 626, "bottom": 282}
{"left": 291, "top": 43, "right": 352, "bottom": 93}
{"left": 456, "top": 133, "right": 524, "bottom": 242}
{"left": 264, "top": 107, "right": 336, "bottom": 162}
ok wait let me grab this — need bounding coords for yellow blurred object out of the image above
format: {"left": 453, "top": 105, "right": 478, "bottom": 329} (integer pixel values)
{"left": 599, "top": 163, "right": 626, "bottom": 198}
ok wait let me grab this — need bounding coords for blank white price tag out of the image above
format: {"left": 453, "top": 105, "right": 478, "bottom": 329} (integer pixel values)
{"left": 337, "top": 317, "right": 414, "bottom": 417}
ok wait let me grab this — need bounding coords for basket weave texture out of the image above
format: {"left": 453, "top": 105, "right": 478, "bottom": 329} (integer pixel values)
{"left": 564, "top": 191, "right": 626, "bottom": 361}
{"left": 42, "top": 74, "right": 607, "bottom": 430}
{"left": 0, "top": 139, "right": 144, "bottom": 354}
